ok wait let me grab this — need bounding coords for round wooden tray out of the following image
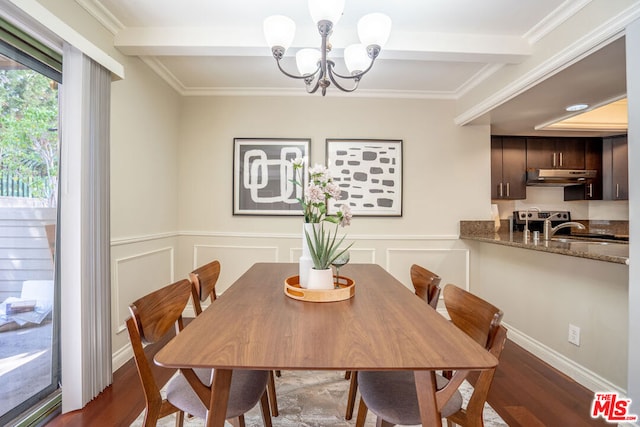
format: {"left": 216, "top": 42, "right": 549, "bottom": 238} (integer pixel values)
{"left": 284, "top": 275, "right": 355, "bottom": 302}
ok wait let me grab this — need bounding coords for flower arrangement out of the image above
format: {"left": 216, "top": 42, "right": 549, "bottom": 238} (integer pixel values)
{"left": 291, "top": 158, "right": 353, "bottom": 270}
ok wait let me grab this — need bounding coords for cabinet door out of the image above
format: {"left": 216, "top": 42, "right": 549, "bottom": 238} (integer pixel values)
{"left": 555, "top": 138, "right": 585, "bottom": 169}
{"left": 564, "top": 138, "right": 602, "bottom": 201}
{"left": 490, "top": 137, "right": 504, "bottom": 199}
{"left": 501, "top": 137, "right": 527, "bottom": 199}
{"left": 526, "top": 138, "right": 556, "bottom": 169}
{"left": 612, "top": 136, "right": 628, "bottom": 200}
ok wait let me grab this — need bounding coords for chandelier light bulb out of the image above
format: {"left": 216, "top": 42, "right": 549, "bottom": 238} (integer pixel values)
{"left": 308, "top": 0, "right": 345, "bottom": 25}
{"left": 344, "top": 44, "right": 369, "bottom": 74}
{"left": 263, "top": 15, "right": 296, "bottom": 50}
{"left": 358, "top": 13, "right": 392, "bottom": 48}
{"left": 296, "top": 48, "right": 321, "bottom": 76}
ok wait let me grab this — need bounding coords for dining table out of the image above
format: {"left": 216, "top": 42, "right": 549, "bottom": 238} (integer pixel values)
{"left": 154, "top": 262, "right": 498, "bottom": 427}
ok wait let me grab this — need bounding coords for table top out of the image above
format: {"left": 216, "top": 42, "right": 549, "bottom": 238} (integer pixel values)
{"left": 155, "top": 262, "right": 497, "bottom": 372}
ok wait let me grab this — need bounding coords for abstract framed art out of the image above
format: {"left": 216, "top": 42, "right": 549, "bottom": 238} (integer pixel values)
{"left": 233, "top": 138, "right": 310, "bottom": 215}
{"left": 326, "top": 138, "right": 403, "bottom": 216}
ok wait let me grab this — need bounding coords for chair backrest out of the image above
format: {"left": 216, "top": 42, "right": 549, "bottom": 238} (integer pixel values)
{"left": 189, "top": 260, "right": 221, "bottom": 315}
{"left": 443, "top": 283, "right": 504, "bottom": 350}
{"left": 126, "top": 279, "right": 192, "bottom": 425}
{"left": 410, "top": 264, "right": 442, "bottom": 309}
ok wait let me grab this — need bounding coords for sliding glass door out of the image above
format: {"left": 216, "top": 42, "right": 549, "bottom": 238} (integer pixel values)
{"left": 0, "top": 42, "right": 61, "bottom": 425}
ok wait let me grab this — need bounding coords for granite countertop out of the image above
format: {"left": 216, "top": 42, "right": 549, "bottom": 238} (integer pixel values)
{"left": 460, "top": 221, "right": 629, "bottom": 265}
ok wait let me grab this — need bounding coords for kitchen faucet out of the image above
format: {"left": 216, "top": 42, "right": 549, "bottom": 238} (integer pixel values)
{"left": 542, "top": 212, "right": 586, "bottom": 241}
{"left": 523, "top": 207, "right": 540, "bottom": 243}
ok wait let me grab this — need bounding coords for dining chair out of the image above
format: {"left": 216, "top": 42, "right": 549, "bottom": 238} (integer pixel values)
{"left": 344, "top": 264, "right": 443, "bottom": 420}
{"left": 126, "top": 278, "right": 272, "bottom": 427}
{"left": 410, "top": 263, "right": 442, "bottom": 309}
{"left": 189, "top": 259, "right": 221, "bottom": 315}
{"left": 354, "top": 284, "right": 506, "bottom": 427}
{"left": 189, "top": 259, "right": 279, "bottom": 417}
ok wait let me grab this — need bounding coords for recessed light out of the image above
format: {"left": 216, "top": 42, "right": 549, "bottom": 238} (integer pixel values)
{"left": 565, "top": 103, "right": 589, "bottom": 112}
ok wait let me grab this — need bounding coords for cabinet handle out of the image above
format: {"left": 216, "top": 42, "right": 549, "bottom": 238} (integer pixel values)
{"left": 616, "top": 183, "right": 620, "bottom": 199}
{"left": 588, "top": 183, "right": 593, "bottom": 198}
{"left": 499, "top": 183, "right": 503, "bottom": 197}
{"left": 552, "top": 152, "right": 557, "bottom": 167}
{"left": 506, "top": 182, "right": 510, "bottom": 197}
{"left": 559, "top": 152, "right": 563, "bottom": 167}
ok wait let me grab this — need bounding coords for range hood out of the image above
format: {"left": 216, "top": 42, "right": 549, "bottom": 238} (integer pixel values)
{"left": 526, "top": 169, "right": 597, "bottom": 186}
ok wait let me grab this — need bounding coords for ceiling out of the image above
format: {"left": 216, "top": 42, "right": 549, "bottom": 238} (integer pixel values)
{"left": 78, "top": 0, "right": 627, "bottom": 136}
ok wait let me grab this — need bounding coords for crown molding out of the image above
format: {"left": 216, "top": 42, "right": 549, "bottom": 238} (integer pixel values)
{"left": 75, "top": 0, "right": 123, "bottom": 35}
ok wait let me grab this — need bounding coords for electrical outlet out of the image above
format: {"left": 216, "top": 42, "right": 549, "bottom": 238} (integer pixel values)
{"left": 568, "top": 324, "right": 581, "bottom": 346}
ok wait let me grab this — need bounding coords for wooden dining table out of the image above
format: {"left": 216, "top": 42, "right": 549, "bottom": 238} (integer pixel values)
{"left": 154, "top": 262, "right": 498, "bottom": 427}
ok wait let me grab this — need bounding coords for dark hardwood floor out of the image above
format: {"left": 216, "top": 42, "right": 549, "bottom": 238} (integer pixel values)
{"left": 46, "top": 336, "right": 607, "bottom": 427}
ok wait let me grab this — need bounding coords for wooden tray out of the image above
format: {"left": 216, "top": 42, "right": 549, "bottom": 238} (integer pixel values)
{"left": 284, "top": 275, "right": 355, "bottom": 302}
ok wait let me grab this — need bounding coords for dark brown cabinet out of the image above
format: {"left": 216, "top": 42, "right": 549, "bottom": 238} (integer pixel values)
{"left": 564, "top": 138, "right": 603, "bottom": 201}
{"left": 491, "top": 136, "right": 526, "bottom": 199}
{"left": 603, "top": 134, "right": 628, "bottom": 200}
{"left": 526, "top": 137, "right": 586, "bottom": 169}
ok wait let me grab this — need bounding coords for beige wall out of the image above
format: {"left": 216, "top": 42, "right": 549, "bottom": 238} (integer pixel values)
{"left": 468, "top": 241, "right": 629, "bottom": 391}
{"left": 174, "top": 96, "right": 490, "bottom": 295}
{"left": 109, "top": 55, "right": 182, "bottom": 354}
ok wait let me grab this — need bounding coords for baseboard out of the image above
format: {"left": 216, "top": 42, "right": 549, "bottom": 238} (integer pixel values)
{"left": 504, "top": 322, "right": 625, "bottom": 395}
{"left": 112, "top": 342, "right": 133, "bottom": 372}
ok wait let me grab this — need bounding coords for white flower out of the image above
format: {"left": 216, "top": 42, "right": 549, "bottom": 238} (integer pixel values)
{"left": 339, "top": 204, "right": 352, "bottom": 227}
{"left": 291, "top": 157, "right": 304, "bottom": 168}
{"left": 305, "top": 184, "right": 325, "bottom": 204}
{"left": 325, "top": 182, "right": 342, "bottom": 200}
{"left": 309, "top": 164, "right": 330, "bottom": 183}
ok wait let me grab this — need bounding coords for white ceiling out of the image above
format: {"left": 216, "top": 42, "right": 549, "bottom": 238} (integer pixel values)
{"left": 78, "top": 0, "right": 627, "bottom": 135}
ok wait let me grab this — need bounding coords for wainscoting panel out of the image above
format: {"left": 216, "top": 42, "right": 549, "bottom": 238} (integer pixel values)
{"left": 386, "top": 248, "right": 470, "bottom": 294}
{"left": 193, "top": 244, "right": 278, "bottom": 293}
{"left": 113, "top": 247, "right": 174, "bottom": 333}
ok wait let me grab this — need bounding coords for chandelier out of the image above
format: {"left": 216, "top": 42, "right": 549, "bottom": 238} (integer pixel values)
{"left": 263, "top": 0, "right": 392, "bottom": 96}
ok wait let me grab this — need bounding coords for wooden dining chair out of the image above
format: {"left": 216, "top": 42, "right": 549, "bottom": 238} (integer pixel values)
{"left": 188, "top": 259, "right": 279, "bottom": 417}
{"left": 189, "top": 259, "right": 221, "bottom": 315}
{"left": 127, "top": 278, "right": 272, "bottom": 427}
{"left": 354, "top": 284, "right": 506, "bottom": 427}
{"left": 344, "top": 264, "right": 443, "bottom": 420}
{"left": 410, "top": 263, "right": 442, "bottom": 309}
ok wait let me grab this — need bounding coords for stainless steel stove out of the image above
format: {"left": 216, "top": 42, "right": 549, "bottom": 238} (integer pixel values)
{"left": 512, "top": 210, "right": 571, "bottom": 233}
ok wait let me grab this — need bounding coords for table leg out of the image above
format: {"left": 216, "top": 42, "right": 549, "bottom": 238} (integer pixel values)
{"left": 206, "top": 368, "right": 232, "bottom": 427}
{"left": 414, "top": 370, "right": 442, "bottom": 427}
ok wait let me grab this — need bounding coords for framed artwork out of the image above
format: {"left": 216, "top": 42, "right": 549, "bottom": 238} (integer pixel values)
{"left": 326, "top": 139, "right": 403, "bottom": 216}
{"left": 233, "top": 138, "right": 309, "bottom": 215}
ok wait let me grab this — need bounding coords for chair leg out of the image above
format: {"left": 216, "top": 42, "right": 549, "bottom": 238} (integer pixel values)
{"left": 355, "top": 397, "right": 368, "bottom": 427}
{"left": 345, "top": 370, "right": 351, "bottom": 380}
{"left": 275, "top": 370, "right": 281, "bottom": 377}
{"left": 267, "top": 370, "right": 279, "bottom": 417}
{"left": 345, "top": 371, "right": 358, "bottom": 420}
{"left": 175, "top": 410, "right": 184, "bottom": 427}
{"left": 375, "top": 416, "right": 395, "bottom": 427}
{"left": 259, "top": 390, "right": 273, "bottom": 427}
{"left": 228, "top": 417, "right": 244, "bottom": 427}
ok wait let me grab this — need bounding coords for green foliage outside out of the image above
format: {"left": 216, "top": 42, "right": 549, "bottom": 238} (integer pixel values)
{"left": 0, "top": 68, "right": 59, "bottom": 206}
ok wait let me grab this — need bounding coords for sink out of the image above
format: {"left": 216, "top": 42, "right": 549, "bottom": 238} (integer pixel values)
{"left": 551, "top": 237, "right": 610, "bottom": 245}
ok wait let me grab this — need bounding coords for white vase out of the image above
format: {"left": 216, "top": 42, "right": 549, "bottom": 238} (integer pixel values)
{"left": 307, "top": 267, "right": 335, "bottom": 290}
{"left": 299, "top": 223, "right": 317, "bottom": 288}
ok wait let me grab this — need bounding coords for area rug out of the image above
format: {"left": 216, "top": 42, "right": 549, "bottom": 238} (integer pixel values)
{"left": 130, "top": 370, "right": 507, "bottom": 426}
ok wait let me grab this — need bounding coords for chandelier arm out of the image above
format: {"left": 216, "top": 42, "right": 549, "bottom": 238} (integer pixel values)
{"left": 275, "top": 57, "right": 321, "bottom": 81}
{"left": 328, "top": 56, "right": 377, "bottom": 81}
{"left": 327, "top": 65, "right": 360, "bottom": 93}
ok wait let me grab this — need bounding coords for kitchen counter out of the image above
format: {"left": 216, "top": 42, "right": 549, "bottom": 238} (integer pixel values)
{"left": 460, "top": 221, "right": 629, "bottom": 265}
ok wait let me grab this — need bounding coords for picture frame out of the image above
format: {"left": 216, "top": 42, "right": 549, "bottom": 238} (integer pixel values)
{"left": 233, "top": 138, "right": 310, "bottom": 215}
{"left": 326, "top": 138, "right": 403, "bottom": 217}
